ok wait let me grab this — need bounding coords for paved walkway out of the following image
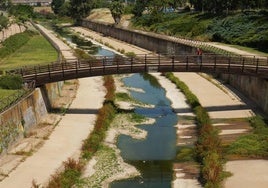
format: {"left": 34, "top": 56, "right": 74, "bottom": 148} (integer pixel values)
{"left": 173, "top": 73, "right": 254, "bottom": 119}
{"left": 34, "top": 24, "right": 77, "bottom": 62}
{"left": 0, "top": 24, "right": 104, "bottom": 187}
{"left": 0, "top": 77, "right": 105, "bottom": 187}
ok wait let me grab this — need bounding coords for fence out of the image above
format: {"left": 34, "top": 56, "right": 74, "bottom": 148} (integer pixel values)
{"left": 0, "top": 80, "right": 35, "bottom": 113}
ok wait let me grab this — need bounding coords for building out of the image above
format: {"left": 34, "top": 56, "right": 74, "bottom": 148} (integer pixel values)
{"left": 11, "top": 0, "right": 52, "bottom": 6}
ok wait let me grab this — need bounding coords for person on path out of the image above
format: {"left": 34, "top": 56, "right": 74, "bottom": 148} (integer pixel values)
{"left": 196, "top": 48, "right": 202, "bottom": 64}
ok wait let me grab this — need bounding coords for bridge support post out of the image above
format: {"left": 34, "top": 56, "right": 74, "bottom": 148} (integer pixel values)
{"left": 117, "top": 58, "right": 119, "bottom": 74}
{"left": 228, "top": 57, "right": 231, "bottom": 73}
{"left": 172, "top": 56, "right": 174, "bottom": 71}
{"left": 48, "top": 64, "right": 51, "bottom": 79}
{"left": 214, "top": 56, "right": 217, "bottom": 72}
{"left": 145, "top": 54, "right": 147, "bottom": 71}
{"left": 131, "top": 57, "right": 133, "bottom": 72}
{"left": 186, "top": 56, "right": 189, "bottom": 71}
{"left": 61, "top": 62, "right": 65, "bottom": 78}
{"left": 242, "top": 58, "right": 245, "bottom": 73}
{"left": 34, "top": 66, "right": 37, "bottom": 80}
{"left": 75, "top": 61, "right": 78, "bottom": 76}
{"left": 256, "top": 59, "right": 259, "bottom": 73}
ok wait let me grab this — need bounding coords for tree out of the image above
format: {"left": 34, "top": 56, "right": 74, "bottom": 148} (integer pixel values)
{"left": 109, "top": 0, "right": 124, "bottom": 25}
{"left": 132, "top": 0, "right": 149, "bottom": 17}
{"left": 69, "top": 0, "right": 91, "bottom": 23}
{"left": 58, "top": 1, "right": 70, "bottom": 16}
{"left": 0, "top": 0, "right": 10, "bottom": 11}
{"left": 51, "top": 0, "right": 65, "bottom": 14}
{"left": 0, "top": 14, "right": 8, "bottom": 41}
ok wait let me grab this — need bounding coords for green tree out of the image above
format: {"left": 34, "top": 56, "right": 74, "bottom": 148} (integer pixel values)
{"left": 69, "top": 0, "right": 91, "bottom": 23}
{"left": 132, "top": 0, "right": 149, "bottom": 17}
{"left": 0, "top": 14, "right": 8, "bottom": 40}
{"left": 58, "top": 1, "right": 70, "bottom": 16}
{"left": 109, "top": 0, "right": 124, "bottom": 25}
{"left": 51, "top": 0, "right": 65, "bottom": 14}
{"left": 8, "top": 4, "right": 34, "bottom": 18}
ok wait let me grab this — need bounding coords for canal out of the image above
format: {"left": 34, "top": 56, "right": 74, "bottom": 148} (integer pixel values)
{"left": 50, "top": 24, "right": 179, "bottom": 187}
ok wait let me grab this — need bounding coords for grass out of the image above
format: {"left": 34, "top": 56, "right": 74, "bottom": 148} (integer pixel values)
{"left": 226, "top": 115, "right": 268, "bottom": 158}
{"left": 133, "top": 11, "right": 268, "bottom": 53}
{"left": 0, "top": 34, "right": 58, "bottom": 70}
{"left": 0, "top": 89, "right": 18, "bottom": 98}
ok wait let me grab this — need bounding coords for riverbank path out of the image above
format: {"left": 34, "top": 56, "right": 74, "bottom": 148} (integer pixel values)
{"left": 0, "top": 25, "right": 105, "bottom": 187}
{"left": 34, "top": 23, "right": 77, "bottom": 62}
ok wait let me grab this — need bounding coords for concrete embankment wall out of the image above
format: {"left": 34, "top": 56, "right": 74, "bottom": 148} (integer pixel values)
{"left": 0, "top": 22, "right": 67, "bottom": 154}
{"left": 82, "top": 20, "right": 268, "bottom": 115}
{"left": 0, "top": 82, "right": 62, "bottom": 154}
{"left": 81, "top": 20, "right": 193, "bottom": 55}
{"left": 220, "top": 74, "right": 268, "bottom": 114}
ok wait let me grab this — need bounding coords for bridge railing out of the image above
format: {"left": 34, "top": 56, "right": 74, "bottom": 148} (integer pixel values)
{"left": 7, "top": 54, "right": 268, "bottom": 83}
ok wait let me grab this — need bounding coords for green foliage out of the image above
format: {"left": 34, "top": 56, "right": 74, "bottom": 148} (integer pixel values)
{"left": 132, "top": 0, "right": 148, "bottom": 17}
{"left": 133, "top": 11, "right": 268, "bottom": 52}
{"left": 74, "top": 48, "right": 90, "bottom": 59}
{"left": 8, "top": 4, "right": 34, "bottom": 21}
{"left": 125, "top": 51, "right": 136, "bottom": 57}
{"left": 164, "top": 72, "right": 226, "bottom": 187}
{"left": 47, "top": 158, "right": 83, "bottom": 188}
{"left": 109, "top": 0, "right": 124, "bottom": 24}
{"left": 0, "top": 14, "right": 8, "bottom": 31}
{"left": 0, "top": 32, "right": 58, "bottom": 70}
{"left": 69, "top": 0, "right": 91, "bottom": 22}
{"left": 0, "top": 75, "right": 23, "bottom": 89}
{"left": 176, "top": 147, "right": 195, "bottom": 162}
{"left": 51, "top": 0, "right": 65, "bottom": 14}
{"left": 115, "top": 92, "right": 131, "bottom": 101}
{"left": 0, "top": 31, "right": 31, "bottom": 59}
{"left": 49, "top": 76, "right": 117, "bottom": 186}
{"left": 227, "top": 115, "right": 268, "bottom": 157}
{"left": 81, "top": 76, "right": 116, "bottom": 160}
{"left": 208, "top": 12, "right": 268, "bottom": 52}
{"left": 130, "top": 113, "right": 146, "bottom": 123}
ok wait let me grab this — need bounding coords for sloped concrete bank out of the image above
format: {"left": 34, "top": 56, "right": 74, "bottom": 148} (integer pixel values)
{"left": 0, "top": 82, "right": 63, "bottom": 155}
{"left": 220, "top": 74, "right": 268, "bottom": 114}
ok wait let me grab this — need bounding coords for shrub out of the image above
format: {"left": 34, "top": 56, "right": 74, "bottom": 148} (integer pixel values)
{"left": 176, "top": 147, "right": 195, "bottom": 162}
{"left": 47, "top": 158, "right": 83, "bottom": 188}
{"left": 0, "top": 75, "right": 23, "bottom": 89}
{"left": 164, "top": 72, "right": 225, "bottom": 187}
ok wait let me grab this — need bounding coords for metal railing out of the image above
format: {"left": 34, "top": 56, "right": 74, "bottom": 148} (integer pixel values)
{"left": 0, "top": 80, "right": 35, "bottom": 113}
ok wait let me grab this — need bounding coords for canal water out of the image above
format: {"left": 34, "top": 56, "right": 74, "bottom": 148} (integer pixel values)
{"left": 49, "top": 24, "right": 115, "bottom": 56}
{"left": 50, "top": 24, "right": 178, "bottom": 187}
{"left": 110, "top": 74, "right": 178, "bottom": 188}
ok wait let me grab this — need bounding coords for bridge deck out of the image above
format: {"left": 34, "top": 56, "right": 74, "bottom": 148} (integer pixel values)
{"left": 9, "top": 54, "right": 268, "bottom": 86}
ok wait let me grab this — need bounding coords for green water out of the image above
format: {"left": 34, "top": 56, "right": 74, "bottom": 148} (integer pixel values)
{"left": 110, "top": 74, "right": 178, "bottom": 188}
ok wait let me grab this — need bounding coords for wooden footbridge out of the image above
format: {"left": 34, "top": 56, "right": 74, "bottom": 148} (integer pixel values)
{"left": 10, "top": 54, "right": 268, "bottom": 87}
